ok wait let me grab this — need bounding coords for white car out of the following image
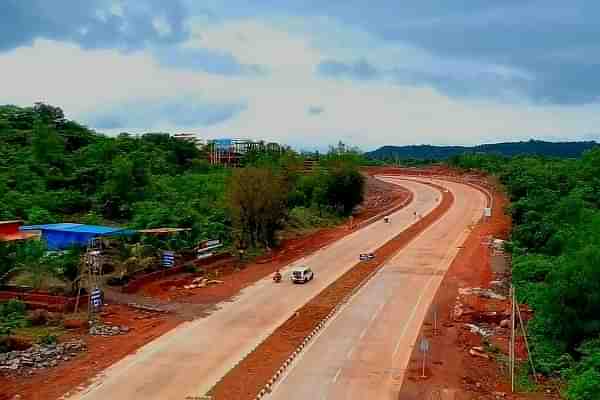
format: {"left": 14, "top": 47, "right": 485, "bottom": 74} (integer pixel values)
{"left": 291, "top": 265, "right": 314, "bottom": 284}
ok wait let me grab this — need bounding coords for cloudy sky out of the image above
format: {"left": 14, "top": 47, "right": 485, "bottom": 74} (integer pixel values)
{"left": 2, "top": 1, "right": 600, "bottom": 150}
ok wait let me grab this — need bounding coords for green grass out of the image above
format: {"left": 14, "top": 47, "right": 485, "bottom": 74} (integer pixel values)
{"left": 12, "top": 325, "right": 66, "bottom": 343}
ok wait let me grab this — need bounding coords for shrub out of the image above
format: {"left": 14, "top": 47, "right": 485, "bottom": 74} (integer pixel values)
{"left": 0, "top": 299, "right": 28, "bottom": 336}
{"left": 39, "top": 333, "right": 58, "bottom": 345}
{"left": 565, "top": 368, "right": 600, "bottom": 400}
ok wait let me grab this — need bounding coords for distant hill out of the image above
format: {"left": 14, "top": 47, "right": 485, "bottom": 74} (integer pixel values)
{"left": 365, "top": 140, "right": 598, "bottom": 160}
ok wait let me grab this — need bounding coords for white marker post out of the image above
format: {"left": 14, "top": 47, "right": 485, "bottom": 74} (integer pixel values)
{"left": 419, "top": 337, "right": 430, "bottom": 378}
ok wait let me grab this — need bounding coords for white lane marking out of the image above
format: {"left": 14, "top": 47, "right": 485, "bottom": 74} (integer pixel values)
{"left": 370, "top": 302, "right": 385, "bottom": 323}
{"left": 359, "top": 327, "right": 368, "bottom": 340}
{"left": 360, "top": 301, "right": 386, "bottom": 341}
{"left": 346, "top": 347, "right": 354, "bottom": 359}
{"left": 392, "top": 201, "right": 475, "bottom": 358}
{"left": 333, "top": 368, "right": 342, "bottom": 383}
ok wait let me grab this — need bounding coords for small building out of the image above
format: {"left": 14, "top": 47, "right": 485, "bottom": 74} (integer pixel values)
{"left": 20, "top": 223, "right": 131, "bottom": 250}
{"left": 0, "top": 220, "right": 38, "bottom": 242}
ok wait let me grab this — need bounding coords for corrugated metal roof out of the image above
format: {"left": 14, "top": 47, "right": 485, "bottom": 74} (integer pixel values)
{"left": 0, "top": 220, "right": 23, "bottom": 225}
{"left": 21, "top": 223, "right": 125, "bottom": 235}
{"left": 0, "top": 232, "right": 38, "bottom": 242}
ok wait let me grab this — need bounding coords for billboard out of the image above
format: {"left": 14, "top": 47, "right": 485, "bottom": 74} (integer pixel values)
{"left": 212, "top": 139, "right": 233, "bottom": 149}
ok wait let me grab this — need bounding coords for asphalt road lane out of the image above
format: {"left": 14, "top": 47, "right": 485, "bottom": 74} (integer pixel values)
{"left": 269, "top": 178, "right": 486, "bottom": 400}
{"left": 69, "top": 179, "right": 442, "bottom": 400}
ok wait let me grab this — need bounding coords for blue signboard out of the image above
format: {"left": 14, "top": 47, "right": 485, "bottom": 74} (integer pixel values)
{"left": 162, "top": 251, "right": 175, "bottom": 267}
{"left": 90, "top": 288, "right": 102, "bottom": 309}
{"left": 212, "top": 139, "right": 233, "bottom": 149}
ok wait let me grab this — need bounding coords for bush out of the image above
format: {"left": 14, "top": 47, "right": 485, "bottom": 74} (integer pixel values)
{"left": 39, "top": 333, "right": 58, "bottom": 345}
{"left": 0, "top": 299, "right": 28, "bottom": 336}
{"left": 287, "top": 207, "right": 338, "bottom": 229}
{"left": 565, "top": 368, "right": 600, "bottom": 400}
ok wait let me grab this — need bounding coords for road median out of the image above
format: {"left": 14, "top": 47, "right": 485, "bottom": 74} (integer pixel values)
{"left": 207, "top": 180, "right": 454, "bottom": 400}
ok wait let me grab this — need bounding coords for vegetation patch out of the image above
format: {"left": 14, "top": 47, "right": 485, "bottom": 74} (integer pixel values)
{"left": 450, "top": 149, "right": 600, "bottom": 399}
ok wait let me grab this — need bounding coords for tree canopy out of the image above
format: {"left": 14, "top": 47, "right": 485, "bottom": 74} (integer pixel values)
{"left": 450, "top": 148, "right": 600, "bottom": 399}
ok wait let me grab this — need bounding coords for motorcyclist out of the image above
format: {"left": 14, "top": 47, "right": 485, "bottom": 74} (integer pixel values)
{"left": 273, "top": 270, "right": 282, "bottom": 282}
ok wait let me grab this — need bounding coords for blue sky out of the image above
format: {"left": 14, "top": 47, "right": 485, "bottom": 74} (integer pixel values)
{"left": 1, "top": 0, "right": 600, "bottom": 150}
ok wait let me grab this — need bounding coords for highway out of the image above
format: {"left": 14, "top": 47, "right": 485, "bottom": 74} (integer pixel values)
{"left": 69, "top": 179, "right": 442, "bottom": 400}
{"left": 269, "top": 177, "right": 487, "bottom": 400}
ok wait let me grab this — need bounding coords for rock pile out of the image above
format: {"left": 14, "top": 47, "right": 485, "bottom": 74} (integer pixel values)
{"left": 0, "top": 340, "right": 86, "bottom": 373}
{"left": 458, "top": 287, "right": 507, "bottom": 300}
{"left": 183, "top": 277, "right": 224, "bottom": 290}
{"left": 89, "top": 323, "right": 130, "bottom": 336}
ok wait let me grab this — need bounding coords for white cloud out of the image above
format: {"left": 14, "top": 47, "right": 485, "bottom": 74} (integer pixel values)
{"left": 1, "top": 20, "right": 600, "bottom": 151}
{"left": 184, "top": 19, "right": 321, "bottom": 75}
{"left": 152, "top": 16, "right": 173, "bottom": 37}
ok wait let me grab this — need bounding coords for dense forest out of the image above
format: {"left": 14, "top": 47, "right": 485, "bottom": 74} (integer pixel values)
{"left": 0, "top": 103, "right": 365, "bottom": 288}
{"left": 449, "top": 150, "right": 600, "bottom": 399}
{"left": 367, "top": 140, "right": 597, "bottom": 161}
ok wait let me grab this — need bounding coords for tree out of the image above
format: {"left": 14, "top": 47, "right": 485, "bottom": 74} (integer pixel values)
{"left": 228, "top": 167, "right": 288, "bottom": 247}
{"left": 101, "top": 155, "right": 149, "bottom": 218}
{"left": 325, "top": 165, "right": 365, "bottom": 215}
{"left": 31, "top": 119, "right": 65, "bottom": 165}
{"left": 14, "top": 241, "right": 55, "bottom": 290}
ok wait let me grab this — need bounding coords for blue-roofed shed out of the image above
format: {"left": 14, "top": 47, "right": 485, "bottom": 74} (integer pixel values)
{"left": 20, "top": 223, "right": 132, "bottom": 250}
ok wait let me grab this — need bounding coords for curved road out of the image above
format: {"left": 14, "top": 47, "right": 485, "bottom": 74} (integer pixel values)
{"left": 70, "top": 180, "right": 442, "bottom": 400}
{"left": 269, "top": 177, "right": 487, "bottom": 400}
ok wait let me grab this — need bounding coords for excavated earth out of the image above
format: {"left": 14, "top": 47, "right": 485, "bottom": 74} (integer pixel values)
{"left": 0, "top": 175, "right": 410, "bottom": 400}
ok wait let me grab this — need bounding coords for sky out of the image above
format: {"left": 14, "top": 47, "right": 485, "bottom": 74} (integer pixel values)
{"left": 1, "top": 1, "right": 600, "bottom": 151}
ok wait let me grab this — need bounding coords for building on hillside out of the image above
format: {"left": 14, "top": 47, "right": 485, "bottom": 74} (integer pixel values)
{"left": 172, "top": 133, "right": 205, "bottom": 149}
{"left": 0, "top": 220, "right": 38, "bottom": 242}
{"left": 206, "top": 138, "right": 284, "bottom": 167}
{"left": 20, "top": 223, "right": 132, "bottom": 250}
{"left": 302, "top": 159, "right": 320, "bottom": 174}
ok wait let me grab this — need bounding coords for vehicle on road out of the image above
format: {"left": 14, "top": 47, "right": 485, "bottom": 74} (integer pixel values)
{"left": 291, "top": 265, "right": 314, "bottom": 284}
{"left": 359, "top": 253, "right": 375, "bottom": 261}
{"left": 273, "top": 270, "right": 282, "bottom": 283}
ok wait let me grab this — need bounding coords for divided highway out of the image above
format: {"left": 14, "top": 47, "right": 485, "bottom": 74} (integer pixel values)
{"left": 70, "top": 179, "right": 441, "bottom": 400}
{"left": 269, "top": 177, "right": 487, "bottom": 400}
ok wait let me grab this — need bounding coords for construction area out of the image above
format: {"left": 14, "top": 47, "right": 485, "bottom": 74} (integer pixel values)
{"left": 0, "top": 169, "right": 552, "bottom": 400}
{"left": 0, "top": 174, "right": 408, "bottom": 399}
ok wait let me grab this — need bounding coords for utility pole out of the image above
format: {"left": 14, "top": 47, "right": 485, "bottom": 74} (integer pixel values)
{"left": 517, "top": 300, "right": 538, "bottom": 383}
{"left": 510, "top": 285, "right": 516, "bottom": 393}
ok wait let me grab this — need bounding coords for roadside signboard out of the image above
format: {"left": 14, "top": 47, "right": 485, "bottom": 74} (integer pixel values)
{"left": 162, "top": 251, "right": 175, "bottom": 267}
{"left": 419, "top": 337, "right": 430, "bottom": 353}
{"left": 90, "top": 287, "right": 102, "bottom": 310}
{"left": 419, "top": 337, "right": 430, "bottom": 378}
{"left": 197, "top": 239, "right": 222, "bottom": 259}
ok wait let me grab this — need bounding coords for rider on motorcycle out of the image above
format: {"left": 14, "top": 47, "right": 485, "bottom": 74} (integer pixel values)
{"left": 273, "top": 270, "right": 282, "bottom": 282}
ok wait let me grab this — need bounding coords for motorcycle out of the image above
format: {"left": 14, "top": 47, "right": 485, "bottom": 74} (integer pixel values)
{"left": 273, "top": 272, "right": 282, "bottom": 283}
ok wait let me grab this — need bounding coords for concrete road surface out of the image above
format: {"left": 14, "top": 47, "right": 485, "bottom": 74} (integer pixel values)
{"left": 269, "top": 178, "right": 487, "bottom": 400}
{"left": 69, "top": 179, "right": 442, "bottom": 400}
